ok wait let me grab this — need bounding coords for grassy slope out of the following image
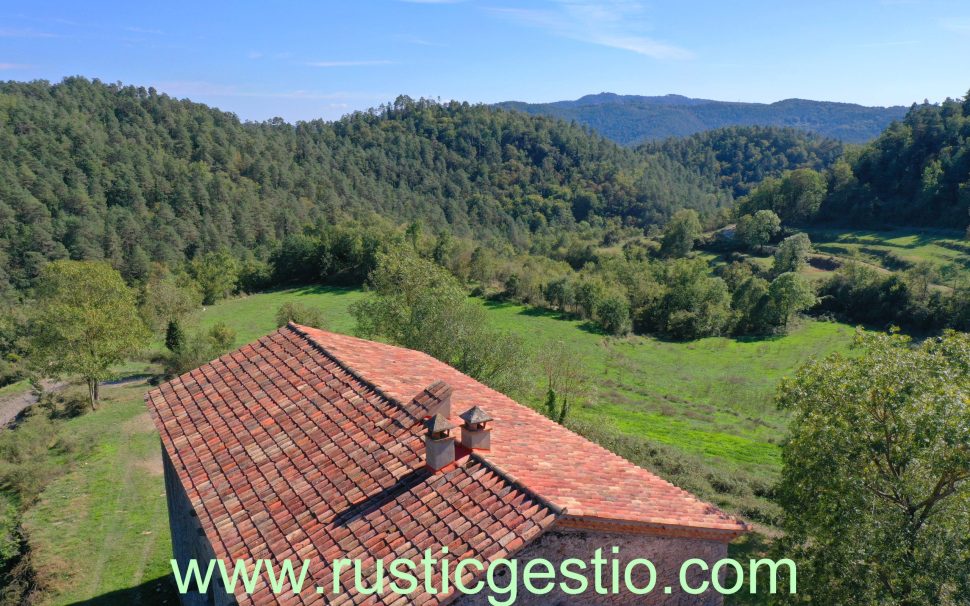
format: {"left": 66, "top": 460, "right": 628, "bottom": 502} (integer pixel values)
{"left": 191, "top": 287, "right": 852, "bottom": 476}
{"left": 21, "top": 382, "right": 174, "bottom": 605}
{"left": 484, "top": 301, "right": 851, "bottom": 467}
{"left": 806, "top": 226, "right": 970, "bottom": 284}
{"left": 194, "top": 285, "right": 364, "bottom": 343}
{"left": 21, "top": 285, "right": 857, "bottom": 603}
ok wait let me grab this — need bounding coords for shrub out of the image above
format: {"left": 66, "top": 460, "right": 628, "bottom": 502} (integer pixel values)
{"left": 162, "top": 323, "right": 237, "bottom": 376}
{"left": 594, "top": 293, "right": 631, "bottom": 336}
{"left": 275, "top": 303, "right": 328, "bottom": 329}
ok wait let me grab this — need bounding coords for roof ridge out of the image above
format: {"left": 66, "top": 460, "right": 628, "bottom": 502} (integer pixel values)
{"left": 286, "top": 322, "right": 424, "bottom": 424}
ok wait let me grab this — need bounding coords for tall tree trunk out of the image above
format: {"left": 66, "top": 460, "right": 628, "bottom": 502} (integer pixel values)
{"left": 87, "top": 378, "right": 99, "bottom": 411}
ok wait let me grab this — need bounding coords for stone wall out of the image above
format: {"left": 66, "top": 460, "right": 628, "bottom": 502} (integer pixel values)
{"left": 459, "top": 526, "right": 729, "bottom": 606}
{"left": 163, "top": 446, "right": 235, "bottom": 606}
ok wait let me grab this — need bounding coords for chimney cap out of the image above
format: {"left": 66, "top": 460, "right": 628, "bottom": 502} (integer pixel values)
{"left": 459, "top": 406, "right": 493, "bottom": 425}
{"left": 425, "top": 413, "right": 457, "bottom": 434}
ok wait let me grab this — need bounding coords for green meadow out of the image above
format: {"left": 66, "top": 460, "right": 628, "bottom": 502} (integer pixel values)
{"left": 14, "top": 382, "right": 173, "bottom": 605}
{"left": 806, "top": 226, "right": 970, "bottom": 284}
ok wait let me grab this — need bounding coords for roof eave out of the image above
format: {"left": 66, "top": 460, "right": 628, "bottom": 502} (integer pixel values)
{"left": 555, "top": 514, "right": 748, "bottom": 543}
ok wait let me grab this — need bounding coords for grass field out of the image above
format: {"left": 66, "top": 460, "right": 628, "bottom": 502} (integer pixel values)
{"left": 806, "top": 226, "right": 970, "bottom": 284}
{"left": 9, "top": 285, "right": 859, "bottom": 604}
{"left": 190, "top": 289, "right": 852, "bottom": 474}
{"left": 14, "top": 382, "right": 174, "bottom": 605}
{"left": 191, "top": 285, "right": 364, "bottom": 344}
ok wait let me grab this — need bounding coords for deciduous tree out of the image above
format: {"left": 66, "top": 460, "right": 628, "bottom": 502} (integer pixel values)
{"left": 28, "top": 261, "right": 150, "bottom": 408}
{"left": 777, "top": 330, "right": 970, "bottom": 605}
{"left": 736, "top": 210, "right": 781, "bottom": 252}
{"left": 660, "top": 209, "right": 702, "bottom": 258}
{"left": 773, "top": 232, "right": 812, "bottom": 275}
{"left": 351, "top": 251, "right": 528, "bottom": 394}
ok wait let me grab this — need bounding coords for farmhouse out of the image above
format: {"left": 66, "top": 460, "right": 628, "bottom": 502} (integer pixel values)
{"left": 146, "top": 323, "right": 747, "bottom": 605}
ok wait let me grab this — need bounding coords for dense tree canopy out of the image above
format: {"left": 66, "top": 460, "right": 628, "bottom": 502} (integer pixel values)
{"left": 778, "top": 330, "right": 970, "bottom": 605}
{"left": 819, "top": 94, "right": 970, "bottom": 227}
{"left": 0, "top": 78, "right": 732, "bottom": 296}
{"left": 645, "top": 125, "right": 843, "bottom": 198}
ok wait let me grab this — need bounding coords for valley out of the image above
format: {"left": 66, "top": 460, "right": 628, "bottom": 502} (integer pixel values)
{"left": 0, "top": 78, "right": 967, "bottom": 606}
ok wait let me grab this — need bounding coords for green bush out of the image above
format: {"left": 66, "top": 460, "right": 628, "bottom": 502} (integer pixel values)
{"left": 163, "top": 323, "right": 237, "bottom": 377}
{"left": 275, "top": 302, "right": 328, "bottom": 329}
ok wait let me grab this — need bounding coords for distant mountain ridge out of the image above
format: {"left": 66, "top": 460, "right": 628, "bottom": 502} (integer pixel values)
{"left": 496, "top": 93, "right": 908, "bottom": 145}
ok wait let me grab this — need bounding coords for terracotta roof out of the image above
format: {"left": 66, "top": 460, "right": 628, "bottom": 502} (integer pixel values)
{"left": 146, "top": 327, "right": 558, "bottom": 605}
{"left": 147, "top": 323, "right": 747, "bottom": 603}
{"left": 293, "top": 324, "right": 746, "bottom": 537}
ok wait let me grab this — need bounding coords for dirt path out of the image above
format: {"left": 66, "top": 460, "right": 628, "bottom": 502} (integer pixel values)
{"left": 0, "top": 379, "right": 67, "bottom": 427}
{"left": 0, "top": 376, "right": 148, "bottom": 429}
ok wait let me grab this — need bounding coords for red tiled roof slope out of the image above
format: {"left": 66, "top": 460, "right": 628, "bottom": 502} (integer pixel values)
{"left": 146, "top": 327, "right": 558, "bottom": 605}
{"left": 294, "top": 324, "right": 746, "bottom": 537}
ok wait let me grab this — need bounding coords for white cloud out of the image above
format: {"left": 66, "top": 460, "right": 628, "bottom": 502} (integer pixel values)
{"left": 0, "top": 27, "right": 58, "bottom": 38}
{"left": 151, "top": 81, "right": 385, "bottom": 102}
{"left": 394, "top": 34, "right": 446, "bottom": 47}
{"left": 855, "top": 39, "right": 920, "bottom": 48}
{"left": 0, "top": 63, "right": 31, "bottom": 69}
{"left": 487, "top": 1, "right": 692, "bottom": 60}
{"left": 304, "top": 60, "right": 394, "bottom": 67}
{"left": 124, "top": 26, "right": 165, "bottom": 35}
{"left": 940, "top": 18, "right": 970, "bottom": 34}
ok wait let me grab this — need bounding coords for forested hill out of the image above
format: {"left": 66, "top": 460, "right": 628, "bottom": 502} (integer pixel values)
{"left": 644, "top": 126, "right": 844, "bottom": 198}
{"left": 497, "top": 93, "right": 907, "bottom": 145}
{"left": 817, "top": 95, "right": 970, "bottom": 226}
{"left": 0, "top": 78, "right": 728, "bottom": 292}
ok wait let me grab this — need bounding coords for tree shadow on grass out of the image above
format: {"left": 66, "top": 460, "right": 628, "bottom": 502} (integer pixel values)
{"left": 288, "top": 284, "right": 360, "bottom": 298}
{"left": 482, "top": 299, "right": 608, "bottom": 336}
{"left": 65, "top": 575, "right": 178, "bottom": 606}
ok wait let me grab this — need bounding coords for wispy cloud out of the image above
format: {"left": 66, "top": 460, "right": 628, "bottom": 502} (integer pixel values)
{"left": 399, "top": 0, "right": 466, "bottom": 4}
{"left": 0, "top": 27, "right": 58, "bottom": 38}
{"left": 394, "top": 34, "right": 446, "bottom": 47}
{"left": 487, "top": 1, "right": 692, "bottom": 60}
{"left": 124, "top": 26, "right": 165, "bottom": 35}
{"left": 855, "top": 39, "right": 920, "bottom": 48}
{"left": 152, "top": 81, "right": 385, "bottom": 102}
{"left": 0, "top": 63, "right": 32, "bottom": 69}
{"left": 940, "top": 18, "right": 970, "bottom": 34}
{"left": 304, "top": 60, "right": 394, "bottom": 67}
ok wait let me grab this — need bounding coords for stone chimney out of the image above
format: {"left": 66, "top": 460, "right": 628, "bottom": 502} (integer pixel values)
{"left": 459, "top": 406, "right": 492, "bottom": 451}
{"left": 424, "top": 413, "right": 457, "bottom": 471}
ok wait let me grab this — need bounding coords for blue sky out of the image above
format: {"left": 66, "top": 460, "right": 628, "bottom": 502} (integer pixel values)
{"left": 2, "top": 0, "right": 969, "bottom": 122}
